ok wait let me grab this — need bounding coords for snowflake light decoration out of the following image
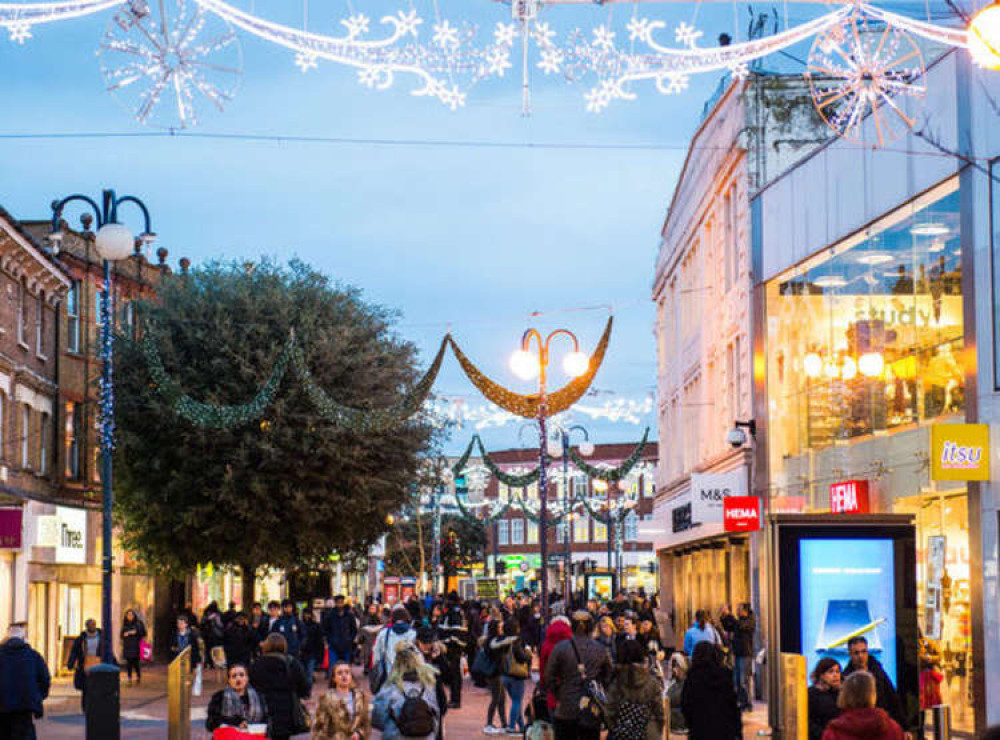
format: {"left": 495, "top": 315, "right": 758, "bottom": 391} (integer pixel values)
{"left": 294, "top": 51, "right": 318, "bottom": 73}
{"left": 5, "top": 21, "right": 32, "bottom": 44}
{"left": 674, "top": 21, "right": 703, "bottom": 49}
{"left": 99, "top": 0, "right": 242, "bottom": 129}
{"left": 806, "top": 10, "right": 926, "bottom": 146}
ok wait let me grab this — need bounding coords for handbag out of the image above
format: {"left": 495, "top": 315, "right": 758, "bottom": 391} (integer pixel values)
{"left": 502, "top": 644, "right": 530, "bottom": 680}
{"left": 472, "top": 648, "right": 499, "bottom": 678}
{"left": 283, "top": 656, "right": 312, "bottom": 734}
{"left": 569, "top": 639, "right": 606, "bottom": 730}
{"left": 139, "top": 639, "right": 152, "bottom": 662}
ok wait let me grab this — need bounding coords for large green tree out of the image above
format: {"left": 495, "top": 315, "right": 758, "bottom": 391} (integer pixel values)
{"left": 113, "top": 259, "right": 434, "bottom": 601}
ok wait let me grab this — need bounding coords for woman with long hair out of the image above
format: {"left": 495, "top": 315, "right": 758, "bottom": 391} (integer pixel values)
{"left": 594, "top": 615, "right": 617, "bottom": 663}
{"left": 206, "top": 663, "right": 267, "bottom": 734}
{"left": 809, "top": 657, "right": 842, "bottom": 740}
{"left": 493, "top": 618, "right": 531, "bottom": 735}
{"left": 664, "top": 652, "right": 688, "bottom": 733}
{"left": 606, "top": 640, "right": 665, "bottom": 740}
{"left": 481, "top": 608, "right": 507, "bottom": 734}
{"left": 312, "top": 661, "right": 371, "bottom": 740}
{"left": 821, "top": 671, "right": 903, "bottom": 740}
{"left": 371, "top": 642, "right": 440, "bottom": 740}
{"left": 250, "top": 633, "right": 310, "bottom": 740}
{"left": 680, "top": 641, "right": 741, "bottom": 739}
{"left": 120, "top": 608, "right": 147, "bottom": 685}
{"left": 538, "top": 615, "right": 572, "bottom": 722}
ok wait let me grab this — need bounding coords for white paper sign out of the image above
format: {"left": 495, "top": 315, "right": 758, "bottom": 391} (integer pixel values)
{"left": 54, "top": 506, "right": 87, "bottom": 564}
{"left": 690, "top": 469, "right": 747, "bottom": 524}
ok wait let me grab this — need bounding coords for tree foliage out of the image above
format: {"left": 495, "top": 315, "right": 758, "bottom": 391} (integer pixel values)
{"left": 384, "top": 512, "right": 486, "bottom": 579}
{"left": 114, "top": 259, "right": 434, "bottom": 591}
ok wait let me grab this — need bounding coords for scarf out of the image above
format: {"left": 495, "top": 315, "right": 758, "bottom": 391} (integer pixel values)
{"left": 220, "top": 686, "right": 266, "bottom": 725}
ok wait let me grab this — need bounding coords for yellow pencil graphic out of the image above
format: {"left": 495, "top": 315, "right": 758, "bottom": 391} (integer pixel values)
{"left": 825, "top": 618, "right": 886, "bottom": 650}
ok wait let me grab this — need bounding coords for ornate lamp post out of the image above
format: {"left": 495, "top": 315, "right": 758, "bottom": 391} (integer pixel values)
{"left": 509, "top": 329, "right": 589, "bottom": 623}
{"left": 50, "top": 190, "right": 154, "bottom": 667}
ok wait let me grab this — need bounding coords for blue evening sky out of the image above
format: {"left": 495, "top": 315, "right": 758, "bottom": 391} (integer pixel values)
{"left": 0, "top": 0, "right": 954, "bottom": 453}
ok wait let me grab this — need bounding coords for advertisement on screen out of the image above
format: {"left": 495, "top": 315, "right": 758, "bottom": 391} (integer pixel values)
{"left": 799, "top": 538, "right": 897, "bottom": 686}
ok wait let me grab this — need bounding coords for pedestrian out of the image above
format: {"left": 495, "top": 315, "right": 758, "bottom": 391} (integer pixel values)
{"left": 841, "top": 636, "right": 905, "bottom": 728}
{"left": 0, "top": 623, "right": 50, "bottom": 739}
{"left": 223, "top": 612, "right": 257, "bottom": 669}
{"left": 323, "top": 595, "right": 358, "bottom": 671}
{"left": 543, "top": 610, "right": 614, "bottom": 740}
{"left": 201, "top": 602, "right": 226, "bottom": 668}
{"left": 66, "top": 618, "right": 103, "bottom": 711}
{"left": 821, "top": 671, "right": 904, "bottom": 740}
{"left": 169, "top": 614, "right": 203, "bottom": 668}
{"left": 732, "top": 603, "right": 756, "bottom": 711}
{"left": 222, "top": 601, "right": 239, "bottom": 627}
{"left": 809, "top": 657, "right": 842, "bottom": 740}
{"left": 357, "top": 603, "right": 384, "bottom": 676}
{"left": 594, "top": 616, "right": 617, "bottom": 664}
{"left": 605, "top": 639, "right": 664, "bottom": 740}
{"left": 206, "top": 663, "right": 268, "bottom": 733}
{"left": 481, "top": 608, "right": 507, "bottom": 735}
{"left": 120, "top": 608, "right": 147, "bottom": 685}
{"left": 261, "top": 601, "right": 282, "bottom": 643}
{"left": 372, "top": 643, "right": 440, "bottom": 740}
{"left": 664, "top": 652, "right": 688, "bottom": 734}
{"left": 271, "top": 599, "right": 306, "bottom": 660}
{"left": 250, "top": 633, "right": 311, "bottom": 740}
{"left": 312, "top": 661, "right": 372, "bottom": 740}
{"left": 636, "top": 617, "right": 665, "bottom": 684}
{"left": 680, "top": 641, "right": 741, "bottom": 740}
{"left": 301, "top": 607, "right": 326, "bottom": 693}
{"left": 439, "top": 593, "right": 467, "bottom": 709}
{"left": 494, "top": 619, "right": 531, "bottom": 735}
{"left": 919, "top": 659, "right": 944, "bottom": 729}
{"left": 415, "top": 626, "right": 449, "bottom": 740}
{"left": 371, "top": 605, "right": 417, "bottom": 692}
{"left": 682, "top": 610, "right": 720, "bottom": 656}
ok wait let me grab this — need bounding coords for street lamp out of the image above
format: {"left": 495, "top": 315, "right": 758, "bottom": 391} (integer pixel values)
{"left": 551, "top": 424, "right": 592, "bottom": 606}
{"left": 50, "top": 190, "right": 154, "bottom": 668}
{"left": 509, "top": 328, "right": 589, "bottom": 623}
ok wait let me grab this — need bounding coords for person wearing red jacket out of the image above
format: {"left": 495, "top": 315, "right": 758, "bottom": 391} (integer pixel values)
{"left": 822, "top": 671, "right": 904, "bottom": 740}
{"left": 538, "top": 616, "right": 572, "bottom": 716}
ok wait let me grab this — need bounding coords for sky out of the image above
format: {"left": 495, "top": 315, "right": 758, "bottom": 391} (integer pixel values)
{"left": 0, "top": 0, "right": 961, "bottom": 454}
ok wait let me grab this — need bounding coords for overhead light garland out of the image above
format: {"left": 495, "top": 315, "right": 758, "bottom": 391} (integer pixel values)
{"left": 567, "top": 427, "right": 650, "bottom": 482}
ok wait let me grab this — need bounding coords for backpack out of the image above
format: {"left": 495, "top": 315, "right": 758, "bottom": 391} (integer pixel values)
{"left": 609, "top": 699, "right": 651, "bottom": 740}
{"left": 392, "top": 687, "right": 436, "bottom": 737}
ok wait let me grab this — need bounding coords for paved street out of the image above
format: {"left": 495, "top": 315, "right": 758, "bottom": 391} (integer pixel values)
{"left": 36, "top": 661, "right": 771, "bottom": 739}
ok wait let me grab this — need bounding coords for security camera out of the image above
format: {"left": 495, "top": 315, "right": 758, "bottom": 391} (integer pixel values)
{"left": 727, "top": 427, "right": 748, "bottom": 448}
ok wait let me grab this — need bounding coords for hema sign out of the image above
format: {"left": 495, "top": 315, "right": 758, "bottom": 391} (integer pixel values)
{"left": 690, "top": 469, "right": 748, "bottom": 524}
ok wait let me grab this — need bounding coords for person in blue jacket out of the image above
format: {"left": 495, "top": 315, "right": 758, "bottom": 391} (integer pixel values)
{"left": 0, "top": 623, "right": 51, "bottom": 738}
{"left": 270, "top": 599, "right": 306, "bottom": 658}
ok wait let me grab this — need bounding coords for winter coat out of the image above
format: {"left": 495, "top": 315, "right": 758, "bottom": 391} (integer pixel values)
{"left": 120, "top": 618, "right": 147, "bottom": 661}
{"left": 0, "top": 638, "right": 50, "bottom": 717}
{"left": 543, "top": 635, "right": 614, "bottom": 722}
{"left": 489, "top": 635, "right": 529, "bottom": 679}
{"left": 595, "top": 633, "right": 617, "bottom": 664}
{"left": 169, "top": 627, "right": 202, "bottom": 670}
{"left": 920, "top": 667, "right": 943, "bottom": 710}
{"left": 682, "top": 623, "right": 720, "bottom": 656}
{"left": 67, "top": 629, "right": 105, "bottom": 690}
{"left": 680, "top": 662, "right": 741, "bottom": 740}
{"left": 522, "top": 612, "right": 543, "bottom": 649}
{"left": 302, "top": 619, "right": 326, "bottom": 662}
{"left": 665, "top": 676, "right": 686, "bottom": 732}
{"left": 312, "top": 688, "right": 372, "bottom": 740}
{"left": 842, "top": 656, "right": 904, "bottom": 727}
{"left": 270, "top": 615, "right": 307, "bottom": 657}
{"left": 323, "top": 608, "right": 358, "bottom": 655}
{"left": 821, "top": 707, "right": 904, "bottom": 740}
{"left": 223, "top": 622, "right": 257, "bottom": 668}
{"left": 539, "top": 619, "right": 572, "bottom": 711}
{"left": 808, "top": 685, "right": 840, "bottom": 740}
{"left": 371, "top": 675, "right": 440, "bottom": 740}
{"left": 732, "top": 615, "right": 755, "bottom": 658}
{"left": 372, "top": 622, "right": 416, "bottom": 676}
{"left": 249, "top": 653, "right": 310, "bottom": 738}
{"left": 605, "top": 663, "right": 665, "bottom": 740}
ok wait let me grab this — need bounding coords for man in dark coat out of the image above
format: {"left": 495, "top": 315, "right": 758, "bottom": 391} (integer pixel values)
{"left": 842, "top": 636, "right": 906, "bottom": 728}
{"left": 732, "top": 603, "right": 756, "bottom": 711}
{"left": 270, "top": 600, "right": 305, "bottom": 659}
{"left": 439, "top": 593, "right": 468, "bottom": 709}
{"left": 223, "top": 612, "right": 256, "bottom": 668}
{"left": 169, "top": 615, "right": 202, "bottom": 670}
{"left": 300, "top": 607, "right": 325, "bottom": 693}
{"left": 321, "top": 595, "right": 357, "bottom": 672}
{"left": 416, "top": 625, "right": 450, "bottom": 740}
{"left": 66, "top": 619, "right": 103, "bottom": 711}
{"left": 0, "top": 623, "right": 50, "bottom": 738}
{"left": 543, "top": 610, "right": 613, "bottom": 740}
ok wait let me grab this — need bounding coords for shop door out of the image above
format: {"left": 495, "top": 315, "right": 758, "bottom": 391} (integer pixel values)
{"left": 28, "top": 583, "right": 49, "bottom": 666}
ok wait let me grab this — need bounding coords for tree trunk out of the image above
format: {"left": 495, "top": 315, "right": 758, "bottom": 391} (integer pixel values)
{"left": 417, "top": 512, "right": 426, "bottom": 593}
{"left": 241, "top": 562, "right": 256, "bottom": 607}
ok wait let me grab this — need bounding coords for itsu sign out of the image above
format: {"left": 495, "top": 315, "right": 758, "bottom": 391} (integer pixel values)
{"left": 723, "top": 496, "right": 761, "bottom": 532}
{"left": 829, "top": 480, "right": 871, "bottom": 514}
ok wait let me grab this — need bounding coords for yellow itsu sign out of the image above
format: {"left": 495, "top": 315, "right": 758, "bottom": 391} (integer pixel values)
{"left": 930, "top": 424, "right": 990, "bottom": 481}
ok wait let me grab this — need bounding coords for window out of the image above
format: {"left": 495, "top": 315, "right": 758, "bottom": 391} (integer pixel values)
{"left": 571, "top": 477, "right": 588, "bottom": 499}
{"left": 573, "top": 515, "right": 589, "bottom": 543}
{"left": 95, "top": 288, "right": 103, "bottom": 326}
{"left": 35, "top": 294, "right": 45, "bottom": 358}
{"left": 0, "top": 394, "right": 5, "bottom": 460}
{"left": 20, "top": 406, "right": 30, "bottom": 468}
{"left": 594, "top": 519, "right": 608, "bottom": 542}
{"left": 498, "top": 519, "right": 509, "bottom": 546}
{"left": 511, "top": 518, "right": 525, "bottom": 545}
{"left": 67, "top": 281, "right": 80, "bottom": 352}
{"left": 498, "top": 483, "right": 509, "bottom": 503}
{"left": 527, "top": 521, "right": 538, "bottom": 544}
{"left": 16, "top": 282, "right": 27, "bottom": 347}
{"left": 724, "top": 182, "right": 737, "bottom": 290}
{"left": 625, "top": 511, "right": 639, "bottom": 542}
{"left": 39, "top": 413, "right": 49, "bottom": 474}
{"left": 65, "top": 402, "right": 81, "bottom": 479}
{"left": 556, "top": 521, "right": 568, "bottom": 543}
{"left": 525, "top": 482, "right": 537, "bottom": 500}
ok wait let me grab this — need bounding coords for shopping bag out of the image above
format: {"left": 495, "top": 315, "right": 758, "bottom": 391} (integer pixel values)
{"left": 320, "top": 646, "right": 330, "bottom": 672}
{"left": 192, "top": 664, "right": 203, "bottom": 697}
{"left": 139, "top": 639, "right": 152, "bottom": 662}
{"left": 212, "top": 727, "right": 264, "bottom": 739}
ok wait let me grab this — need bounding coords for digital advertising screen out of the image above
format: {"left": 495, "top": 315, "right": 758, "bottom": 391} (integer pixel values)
{"left": 798, "top": 538, "right": 898, "bottom": 686}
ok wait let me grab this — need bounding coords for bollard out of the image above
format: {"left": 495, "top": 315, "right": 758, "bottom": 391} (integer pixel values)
{"left": 930, "top": 704, "right": 951, "bottom": 740}
{"left": 84, "top": 663, "right": 120, "bottom": 740}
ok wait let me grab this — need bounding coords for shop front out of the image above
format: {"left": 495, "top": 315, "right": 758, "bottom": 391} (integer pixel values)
{"left": 764, "top": 177, "right": 976, "bottom": 732}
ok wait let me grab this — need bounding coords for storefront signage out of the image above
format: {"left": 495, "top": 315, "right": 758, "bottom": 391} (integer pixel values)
{"left": 829, "top": 480, "right": 870, "bottom": 514}
{"left": 672, "top": 502, "right": 693, "bottom": 533}
{"left": 724, "top": 496, "right": 761, "bottom": 532}
{"left": 690, "top": 470, "right": 747, "bottom": 524}
{"left": 0, "top": 509, "right": 22, "bottom": 549}
{"left": 383, "top": 576, "right": 400, "bottom": 604}
{"left": 38, "top": 507, "right": 87, "bottom": 564}
{"left": 930, "top": 424, "right": 990, "bottom": 481}
{"left": 476, "top": 578, "right": 499, "bottom": 599}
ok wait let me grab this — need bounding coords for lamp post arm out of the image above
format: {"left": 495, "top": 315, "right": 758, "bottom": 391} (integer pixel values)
{"left": 113, "top": 194, "right": 154, "bottom": 234}
{"left": 51, "top": 194, "right": 104, "bottom": 231}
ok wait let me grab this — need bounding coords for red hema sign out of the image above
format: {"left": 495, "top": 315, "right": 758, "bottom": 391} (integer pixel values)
{"left": 723, "top": 496, "right": 761, "bottom": 532}
{"left": 829, "top": 479, "right": 870, "bottom": 514}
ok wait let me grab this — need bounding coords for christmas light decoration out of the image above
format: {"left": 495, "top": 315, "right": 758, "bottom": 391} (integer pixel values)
{"left": 806, "top": 8, "right": 926, "bottom": 147}
{"left": 0, "top": 0, "right": 120, "bottom": 44}
{"left": 98, "top": 0, "right": 242, "bottom": 129}
{"left": 568, "top": 428, "right": 650, "bottom": 482}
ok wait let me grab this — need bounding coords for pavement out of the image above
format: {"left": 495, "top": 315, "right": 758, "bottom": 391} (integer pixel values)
{"left": 36, "top": 662, "right": 773, "bottom": 739}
